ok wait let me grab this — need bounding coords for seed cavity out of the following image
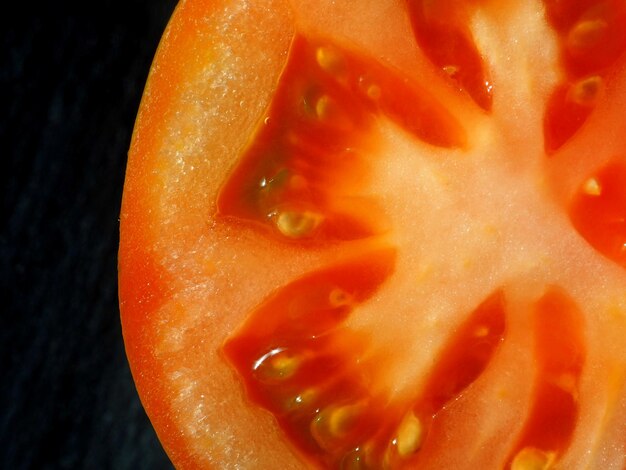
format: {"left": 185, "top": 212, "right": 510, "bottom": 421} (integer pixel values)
{"left": 570, "top": 161, "right": 626, "bottom": 267}
{"left": 329, "top": 403, "right": 364, "bottom": 437}
{"left": 274, "top": 210, "right": 323, "bottom": 238}
{"left": 566, "top": 75, "right": 603, "bottom": 106}
{"left": 394, "top": 412, "right": 423, "bottom": 457}
{"left": 510, "top": 447, "right": 556, "bottom": 470}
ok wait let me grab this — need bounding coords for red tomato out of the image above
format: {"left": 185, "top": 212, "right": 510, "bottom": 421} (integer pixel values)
{"left": 119, "top": 0, "right": 626, "bottom": 468}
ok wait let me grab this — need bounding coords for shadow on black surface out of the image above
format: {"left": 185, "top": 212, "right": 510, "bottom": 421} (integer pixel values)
{"left": 1, "top": 2, "right": 177, "bottom": 468}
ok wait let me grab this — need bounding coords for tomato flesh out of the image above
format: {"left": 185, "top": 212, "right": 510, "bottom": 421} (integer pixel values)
{"left": 119, "top": 0, "right": 626, "bottom": 468}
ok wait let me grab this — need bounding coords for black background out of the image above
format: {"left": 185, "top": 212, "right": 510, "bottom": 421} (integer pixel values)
{"left": 2, "top": 1, "right": 177, "bottom": 468}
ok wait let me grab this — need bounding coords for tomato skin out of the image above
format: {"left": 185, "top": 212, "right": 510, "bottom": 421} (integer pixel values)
{"left": 120, "top": 0, "right": 626, "bottom": 468}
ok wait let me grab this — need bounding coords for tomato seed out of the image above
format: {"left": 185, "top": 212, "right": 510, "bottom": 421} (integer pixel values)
{"left": 316, "top": 46, "right": 345, "bottom": 75}
{"left": 582, "top": 177, "right": 602, "bottom": 196}
{"left": 510, "top": 447, "right": 556, "bottom": 470}
{"left": 328, "top": 288, "right": 353, "bottom": 309}
{"left": 566, "top": 19, "right": 608, "bottom": 51}
{"left": 394, "top": 412, "right": 423, "bottom": 457}
{"left": 275, "top": 210, "right": 323, "bottom": 238}
{"left": 566, "top": 75, "right": 602, "bottom": 106}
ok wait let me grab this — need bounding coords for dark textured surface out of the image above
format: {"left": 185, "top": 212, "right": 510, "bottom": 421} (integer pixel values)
{"left": 1, "top": 2, "right": 177, "bottom": 469}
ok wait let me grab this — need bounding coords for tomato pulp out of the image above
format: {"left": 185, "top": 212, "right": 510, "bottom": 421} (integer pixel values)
{"left": 119, "top": 0, "right": 626, "bottom": 468}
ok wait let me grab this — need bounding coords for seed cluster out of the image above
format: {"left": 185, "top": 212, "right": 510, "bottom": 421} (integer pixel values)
{"left": 224, "top": 259, "right": 512, "bottom": 469}
{"left": 542, "top": 0, "right": 626, "bottom": 152}
{"left": 216, "top": 35, "right": 463, "bottom": 245}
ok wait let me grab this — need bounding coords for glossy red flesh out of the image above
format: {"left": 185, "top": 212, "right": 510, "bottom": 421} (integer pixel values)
{"left": 570, "top": 161, "right": 626, "bottom": 268}
{"left": 506, "top": 288, "right": 585, "bottom": 466}
{"left": 406, "top": 0, "right": 493, "bottom": 111}
{"left": 543, "top": 0, "right": 626, "bottom": 152}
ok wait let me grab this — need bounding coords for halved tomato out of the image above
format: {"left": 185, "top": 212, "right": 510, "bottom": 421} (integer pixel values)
{"left": 119, "top": 0, "right": 626, "bottom": 468}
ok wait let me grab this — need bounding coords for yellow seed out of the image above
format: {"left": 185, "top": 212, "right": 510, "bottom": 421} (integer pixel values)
{"left": 311, "top": 404, "right": 363, "bottom": 449}
{"left": 583, "top": 177, "right": 602, "bottom": 196}
{"left": 275, "top": 210, "right": 323, "bottom": 238}
{"left": 316, "top": 46, "right": 344, "bottom": 73}
{"left": 315, "top": 95, "right": 332, "bottom": 119}
{"left": 254, "top": 348, "right": 301, "bottom": 380}
{"left": 329, "top": 288, "right": 352, "bottom": 308}
{"left": 395, "top": 413, "right": 423, "bottom": 457}
{"left": 567, "top": 75, "right": 603, "bottom": 106}
{"left": 567, "top": 19, "right": 608, "bottom": 49}
{"left": 511, "top": 447, "right": 556, "bottom": 470}
{"left": 270, "top": 353, "right": 300, "bottom": 379}
{"left": 329, "top": 404, "right": 362, "bottom": 437}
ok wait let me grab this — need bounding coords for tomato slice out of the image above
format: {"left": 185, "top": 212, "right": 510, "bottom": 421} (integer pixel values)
{"left": 119, "top": 0, "right": 626, "bottom": 468}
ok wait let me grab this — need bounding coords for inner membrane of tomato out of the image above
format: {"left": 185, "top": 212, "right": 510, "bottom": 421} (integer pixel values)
{"left": 211, "top": 1, "right": 626, "bottom": 466}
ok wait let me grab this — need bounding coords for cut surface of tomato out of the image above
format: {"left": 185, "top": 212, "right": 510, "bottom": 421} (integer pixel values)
{"left": 119, "top": 0, "right": 626, "bottom": 468}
